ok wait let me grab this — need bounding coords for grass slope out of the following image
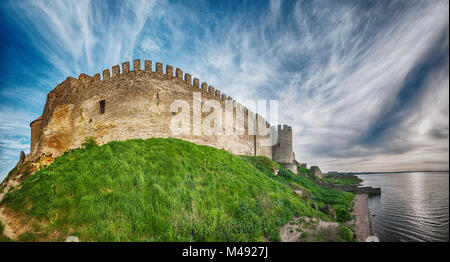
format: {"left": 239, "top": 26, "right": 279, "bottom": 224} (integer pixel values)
{"left": 1, "top": 138, "right": 353, "bottom": 242}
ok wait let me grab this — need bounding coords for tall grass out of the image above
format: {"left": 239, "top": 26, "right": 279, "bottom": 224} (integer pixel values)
{"left": 2, "top": 138, "right": 353, "bottom": 241}
{"left": 257, "top": 167, "right": 355, "bottom": 223}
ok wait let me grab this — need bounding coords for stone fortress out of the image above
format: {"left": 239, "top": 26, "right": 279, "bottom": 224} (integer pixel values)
{"left": 27, "top": 59, "right": 298, "bottom": 173}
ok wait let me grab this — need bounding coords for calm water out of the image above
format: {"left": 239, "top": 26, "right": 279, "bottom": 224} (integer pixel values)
{"left": 357, "top": 172, "right": 449, "bottom": 242}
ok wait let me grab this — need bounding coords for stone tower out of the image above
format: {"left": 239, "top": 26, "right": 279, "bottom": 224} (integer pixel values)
{"left": 272, "top": 125, "right": 297, "bottom": 173}
{"left": 30, "top": 115, "right": 42, "bottom": 156}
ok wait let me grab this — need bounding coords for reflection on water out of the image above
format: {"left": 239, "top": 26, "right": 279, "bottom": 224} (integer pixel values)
{"left": 357, "top": 172, "right": 449, "bottom": 242}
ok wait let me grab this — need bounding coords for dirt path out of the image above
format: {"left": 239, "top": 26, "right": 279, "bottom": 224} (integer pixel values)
{"left": 0, "top": 159, "right": 55, "bottom": 241}
{"left": 0, "top": 179, "right": 21, "bottom": 240}
{"left": 349, "top": 194, "right": 372, "bottom": 242}
{"left": 0, "top": 207, "right": 18, "bottom": 239}
{"left": 280, "top": 217, "right": 341, "bottom": 242}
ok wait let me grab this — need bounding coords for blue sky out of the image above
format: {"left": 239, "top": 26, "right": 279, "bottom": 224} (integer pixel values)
{"left": 0, "top": 0, "right": 448, "bottom": 181}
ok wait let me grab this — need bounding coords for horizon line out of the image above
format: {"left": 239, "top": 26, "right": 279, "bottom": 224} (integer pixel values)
{"left": 327, "top": 170, "right": 449, "bottom": 174}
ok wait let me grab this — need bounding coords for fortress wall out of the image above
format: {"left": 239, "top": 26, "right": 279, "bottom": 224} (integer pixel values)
{"left": 33, "top": 59, "right": 274, "bottom": 159}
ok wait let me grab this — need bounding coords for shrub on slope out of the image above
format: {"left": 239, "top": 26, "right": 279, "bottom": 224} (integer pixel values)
{"left": 241, "top": 156, "right": 354, "bottom": 223}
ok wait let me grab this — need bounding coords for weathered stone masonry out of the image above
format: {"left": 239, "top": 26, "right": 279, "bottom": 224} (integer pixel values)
{"left": 27, "top": 59, "right": 297, "bottom": 170}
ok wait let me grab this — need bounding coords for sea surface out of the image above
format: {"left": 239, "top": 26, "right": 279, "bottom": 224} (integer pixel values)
{"left": 357, "top": 172, "right": 449, "bottom": 242}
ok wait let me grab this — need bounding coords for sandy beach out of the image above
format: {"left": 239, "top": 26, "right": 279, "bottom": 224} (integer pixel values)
{"left": 350, "top": 194, "right": 372, "bottom": 242}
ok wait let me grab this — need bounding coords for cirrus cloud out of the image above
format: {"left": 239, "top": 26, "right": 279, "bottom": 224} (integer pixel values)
{"left": 0, "top": 0, "right": 448, "bottom": 181}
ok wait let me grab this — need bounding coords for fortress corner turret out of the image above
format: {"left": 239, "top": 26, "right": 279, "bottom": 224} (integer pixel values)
{"left": 273, "top": 125, "right": 297, "bottom": 174}
{"left": 30, "top": 115, "right": 42, "bottom": 156}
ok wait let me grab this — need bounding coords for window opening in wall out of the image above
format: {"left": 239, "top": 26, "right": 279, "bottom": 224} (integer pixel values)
{"left": 157, "top": 93, "right": 160, "bottom": 106}
{"left": 99, "top": 100, "right": 105, "bottom": 114}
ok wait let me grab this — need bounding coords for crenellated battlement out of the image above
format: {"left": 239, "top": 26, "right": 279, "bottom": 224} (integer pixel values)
{"left": 184, "top": 73, "right": 191, "bottom": 84}
{"left": 134, "top": 59, "right": 140, "bottom": 71}
{"left": 145, "top": 60, "right": 152, "bottom": 71}
{"left": 166, "top": 65, "right": 173, "bottom": 76}
{"left": 176, "top": 68, "right": 183, "bottom": 79}
{"left": 277, "top": 124, "right": 292, "bottom": 135}
{"left": 208, "top": 86, "right": 215, "bottom": 97}
{"left": 122, "top": 62, "right": 130, "bottom": 74}
{"left": 112, "top": 65, "right": 120, "bottom": 77}
{"left": 73, "top": 59, "right": 265, "bottom": 125}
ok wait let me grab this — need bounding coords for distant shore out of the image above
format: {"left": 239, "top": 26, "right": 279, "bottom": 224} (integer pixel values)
{"left": 350, "top": 194, "right": 373, "bottom": 242}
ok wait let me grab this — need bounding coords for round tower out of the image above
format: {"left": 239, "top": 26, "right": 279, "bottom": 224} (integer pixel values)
{"left": 30, "top": 115, "right": 42, "bottom": 156}
{"left": 272, "top": 124, "right": 293, "bottom": 164}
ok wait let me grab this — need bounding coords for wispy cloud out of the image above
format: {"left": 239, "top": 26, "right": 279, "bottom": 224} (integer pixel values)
{"left": 0, "top": 0, "right": 448, "bottom": 181}
{"left": 9, "top": 0, "right": 157, "bottom": 76}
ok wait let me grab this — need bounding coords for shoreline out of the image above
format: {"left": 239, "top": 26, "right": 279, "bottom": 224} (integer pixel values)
{"left": 350, "top": 193, "right": 373, "bottom": 242}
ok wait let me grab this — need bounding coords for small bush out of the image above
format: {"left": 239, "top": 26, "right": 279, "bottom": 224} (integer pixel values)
{"left": 323, "top": 176, "right": 362, "bottom": 186}
{"left": 337, "top": 225, "right": 354, "bottom": 242}
{"left": 297, "top": 166, "right": 309, "bottom": 175}
{"left": 18, "top": 232, "right": 42, "bottom": 242}
{"left": 81, "top": 136, "right": 98, "bottom": 149}
{"left": 300, "top": 231, "right": 309, "bottom": 238}
{"left": 334, "top": 205, "right": 352, "bottom": 223}
{"left": 0, "top": 221, "right": 4, "bottom": 235}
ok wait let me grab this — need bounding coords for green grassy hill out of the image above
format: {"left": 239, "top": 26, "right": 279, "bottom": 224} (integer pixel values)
{"left": 1, "top": 138, "right": 354, "bottom": 242}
